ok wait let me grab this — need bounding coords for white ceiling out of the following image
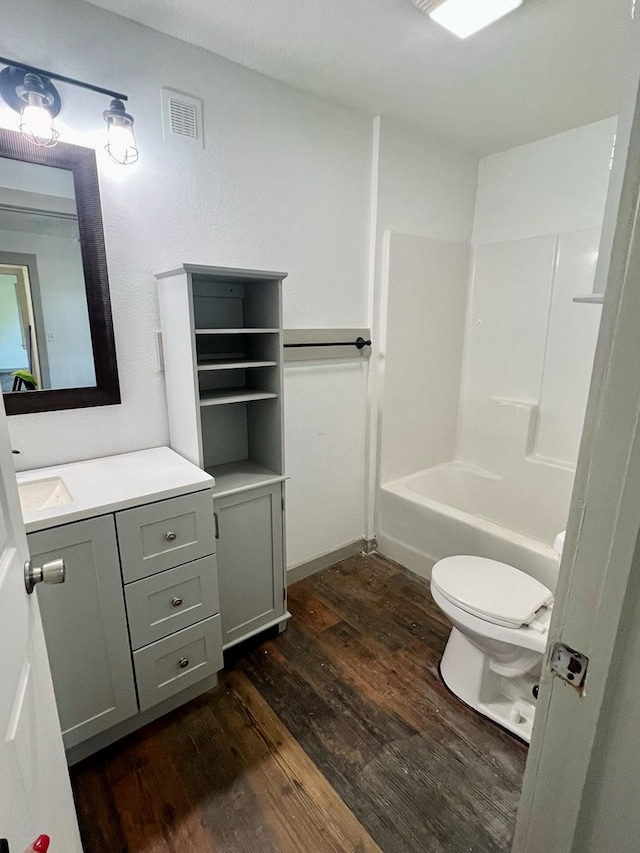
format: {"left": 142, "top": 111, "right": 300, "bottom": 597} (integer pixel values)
{"left": 85, "top": 0, "right": 632, "bottom": 155}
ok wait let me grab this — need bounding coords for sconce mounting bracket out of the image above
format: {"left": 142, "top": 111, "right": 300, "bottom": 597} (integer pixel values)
{"left": 0, "top": 66, "right": 61, "bottom": 116}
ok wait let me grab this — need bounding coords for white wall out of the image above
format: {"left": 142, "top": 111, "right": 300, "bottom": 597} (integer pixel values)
{"left": 375, "top": 119, "right": 479, "bottom": 245}
{"left": 459, "top": 118, "right": 615, "bottom": 480}
{"left": 4, "top": 0, "right": 372, "bottom": 569}
{"left": 472, "top": 119, "right": 617, "bottom": 246}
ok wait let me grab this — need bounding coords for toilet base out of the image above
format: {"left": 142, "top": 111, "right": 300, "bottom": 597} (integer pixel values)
{"left": 440, "top": 627, "right": 540, "bottom": 742}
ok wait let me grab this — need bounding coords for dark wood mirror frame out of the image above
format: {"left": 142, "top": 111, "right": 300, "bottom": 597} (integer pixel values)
{"left": 0, "top": 128, "right": 120, "bottom": 415}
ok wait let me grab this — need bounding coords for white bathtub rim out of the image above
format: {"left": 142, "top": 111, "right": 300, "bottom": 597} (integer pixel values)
{"left": 381, "top": 476, "right": 557, "bottom": 561}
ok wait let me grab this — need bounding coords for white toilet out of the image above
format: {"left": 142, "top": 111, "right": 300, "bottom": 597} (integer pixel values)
{"left": 430, "top": 536, "right": 563, "bottom": 742}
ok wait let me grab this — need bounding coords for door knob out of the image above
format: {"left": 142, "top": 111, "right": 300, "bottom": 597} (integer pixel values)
{"left": 24, "top": 558, "right": 65, "bottom": 595}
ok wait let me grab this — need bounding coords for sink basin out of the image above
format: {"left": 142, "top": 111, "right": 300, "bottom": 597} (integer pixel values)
{"left": 18, "top": 477, "right": 73, "bottom": 514}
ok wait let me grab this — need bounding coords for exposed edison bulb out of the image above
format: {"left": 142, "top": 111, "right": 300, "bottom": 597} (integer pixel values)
{"left": 103, "top": 98, "right": 139, "bottom": 165}
{"left": 19, "top": 91, "right": 58, "bottom": 147}
{"left": 105, "top": 122, "right": 138, "bottom": 165}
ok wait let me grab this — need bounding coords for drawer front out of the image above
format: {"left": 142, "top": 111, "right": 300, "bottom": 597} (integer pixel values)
{"left": 125, "top": 555, "right": 219, "bottom": 649}
{"left": 133, "top": 616, "right": 223, "bottom": 712}
{"left": 117, "top": 490, "right": 216, "bottom": 582}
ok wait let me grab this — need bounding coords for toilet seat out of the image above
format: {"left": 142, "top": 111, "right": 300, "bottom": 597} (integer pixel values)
{"left": 431, "top": 556, "right": 553, "bottom": 629}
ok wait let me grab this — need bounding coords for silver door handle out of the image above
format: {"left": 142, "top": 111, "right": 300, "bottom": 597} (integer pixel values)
{"left": 24, "top": 558, "right": 65, "bottom": 595}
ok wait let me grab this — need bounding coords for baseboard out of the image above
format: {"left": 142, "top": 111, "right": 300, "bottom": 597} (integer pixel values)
{"left": 376, "top": 531, "right": 434, "bottom": 580}
{"left": 287, "top": 538, "right": 367, "bottom": 583}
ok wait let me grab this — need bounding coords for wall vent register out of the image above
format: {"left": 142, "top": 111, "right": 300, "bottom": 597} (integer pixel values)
{"left": 161, "top": 88, "right": 203, "bottom": 147}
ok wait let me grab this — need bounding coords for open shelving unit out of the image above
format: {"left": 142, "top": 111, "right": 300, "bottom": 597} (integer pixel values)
{"left": 156, "top": 264, "right": 290, "bottom": 649}
{"left": 155, "top": 265, "right": 287, "bottom": 496}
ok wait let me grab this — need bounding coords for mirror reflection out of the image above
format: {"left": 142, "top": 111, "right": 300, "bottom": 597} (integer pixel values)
{"left": 0, "top": 158, "right": 95, "bottom": 393}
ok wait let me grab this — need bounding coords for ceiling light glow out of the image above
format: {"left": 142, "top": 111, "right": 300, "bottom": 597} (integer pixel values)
{"left": 427, "top": 0, "right": 522, "bottom": 39}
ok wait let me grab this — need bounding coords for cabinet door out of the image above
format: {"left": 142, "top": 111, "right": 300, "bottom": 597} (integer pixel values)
{"left": 215, "top": 484, "right": 285, "bottom": 647}
{"left": 28, "top": 516, "right": 138, "bottom": 751}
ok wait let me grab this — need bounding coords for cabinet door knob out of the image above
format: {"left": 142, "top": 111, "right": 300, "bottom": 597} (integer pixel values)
{"left": 165, "top": 531, "right": 177, "bottom": 542}
{"left": 172, "top": 596, "right": 183, "bottom": 608}
{"left": 179, "top": 657, "right": 189, "bottom": 669}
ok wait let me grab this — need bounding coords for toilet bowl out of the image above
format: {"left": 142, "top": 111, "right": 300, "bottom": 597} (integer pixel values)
{"left": 430, "top": 553, "right": 557, "bottom": 742}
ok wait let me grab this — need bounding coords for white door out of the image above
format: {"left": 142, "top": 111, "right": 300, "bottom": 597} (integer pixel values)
{"left": 514, "top": 6, "right": 640, "bottom": 852}
{"left": 0, "top": 394, "right": 81, "bottom": 850}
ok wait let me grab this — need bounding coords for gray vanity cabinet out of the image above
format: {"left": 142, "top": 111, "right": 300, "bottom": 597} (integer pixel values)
{"left": 215, "top": 483, "right": 286, "bottom": 647}
{"left": 29, "top": 516, "right": 138, "bottom": 750}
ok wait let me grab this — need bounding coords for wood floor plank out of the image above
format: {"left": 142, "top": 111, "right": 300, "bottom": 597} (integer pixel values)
{"left": 71, "top": 554, "right": 525, "bottom": 853}
{"left": 239, "top": 602, "right": 523, "bottom": 851}
{"left": 286, "top": 583, "right": 342, "bottom": 633}
{"left": 107, "top": 730, "right": 215, "bottom": 852}
{"left": 302, "top": 554, "right": 451, "bottom": 654}
{"left": 223, "top": 670, "right": 382, "bottom": 853}
{"left": 70, "top": 761, "right": 129, "bottom": 852}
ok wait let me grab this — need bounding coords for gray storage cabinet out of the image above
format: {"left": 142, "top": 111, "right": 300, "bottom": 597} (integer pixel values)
{"left": 156, "top": 264, "right": 291, "bottom": 647}
{"left": 29, "top": 516, "right": 138, "bottom": 750}
{"left": 215, "top": 483, "right": 285, "bottom": 646}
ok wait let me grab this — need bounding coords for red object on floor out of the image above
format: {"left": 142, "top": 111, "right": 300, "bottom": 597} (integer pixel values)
{"left": 30, "top": 837, "right": 50, "bottom": 853}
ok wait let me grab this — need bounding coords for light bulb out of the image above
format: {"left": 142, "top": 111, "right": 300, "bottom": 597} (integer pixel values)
{"left": 105, "top": 122, "right": 138, "bottom": 165}
{"left": 19, "top": 91, "right": 58, "bottom": 147}
{"left": 103, "top": 98, "right": 139, "bottom": 165}
{"left": 429, "top": 0, "right": 522, "bottom": 38}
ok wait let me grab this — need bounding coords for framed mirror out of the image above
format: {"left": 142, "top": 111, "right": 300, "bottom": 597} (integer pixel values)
{"left": 0, "top": 128, "right": 120, "bottom": 414}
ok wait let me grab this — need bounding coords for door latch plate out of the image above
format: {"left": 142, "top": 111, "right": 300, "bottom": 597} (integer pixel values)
{"left": 550, "top": 642, "right": 589, "bottom": 689}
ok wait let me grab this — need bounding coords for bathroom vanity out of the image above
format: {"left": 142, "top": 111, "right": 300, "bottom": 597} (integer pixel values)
{"left": 18, "top": 447, "right": 225, "bottom": 764}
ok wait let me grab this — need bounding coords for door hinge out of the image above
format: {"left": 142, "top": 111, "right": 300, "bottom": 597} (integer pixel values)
{"left": 550, "top": 642, "right": 589, "bottom": 691}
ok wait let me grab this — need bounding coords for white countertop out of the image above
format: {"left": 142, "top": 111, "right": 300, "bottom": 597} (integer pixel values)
{"left": 17, "top": 447, "right": 214, "bottom": 533}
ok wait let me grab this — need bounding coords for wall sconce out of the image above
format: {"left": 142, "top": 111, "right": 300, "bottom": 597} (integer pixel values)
{"left": 0, "top": 57, "right": 139, "bottom": 164}
{"left": 103, "top": 98, "right": 139, "bottom": 165}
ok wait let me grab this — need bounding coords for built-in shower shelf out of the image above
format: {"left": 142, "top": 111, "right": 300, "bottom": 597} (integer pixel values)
{"left": 573, "top": 293, "right": 604, "bottom": 304}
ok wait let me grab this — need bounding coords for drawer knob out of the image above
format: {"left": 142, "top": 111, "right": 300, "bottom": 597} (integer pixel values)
{"left": 172, "top": 596, "right": 183, "bottom": 608}
{"left": 165, "top": 531, "right": 177, "bottom": 542}
{"left": 179, "top": 657, "right": 189, "bottom": 669}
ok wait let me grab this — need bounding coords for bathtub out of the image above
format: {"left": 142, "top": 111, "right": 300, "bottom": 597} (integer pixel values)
{"left": 377, "top": 461, "right": 563, "bottom": 591}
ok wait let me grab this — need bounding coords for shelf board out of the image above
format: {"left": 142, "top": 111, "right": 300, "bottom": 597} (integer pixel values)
{"left": 199, "top": 388, "right": 278, "bottom": 406}
{"left": 197, "top": 359, "right": 278, "bottom": 371}
{"left": 195, "top": 328, "right": 280, "bottom": 335}
{"left": 206, "top": 460, "right": 285, "bottom": 496}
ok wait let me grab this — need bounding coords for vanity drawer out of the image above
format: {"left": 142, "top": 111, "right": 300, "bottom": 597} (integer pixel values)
{"left": 133, "top": 616, "right": 223, "bottom": 711}
{"left": 125, "top": 555, "right": 219, "bottom": 650}
{"left": 117, "top": 490, "right": 216, "bottom": 582}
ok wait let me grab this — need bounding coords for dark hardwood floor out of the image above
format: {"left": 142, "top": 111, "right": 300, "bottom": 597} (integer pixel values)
{"left": 70, "top": 554, "right": 527, "bottom": 853}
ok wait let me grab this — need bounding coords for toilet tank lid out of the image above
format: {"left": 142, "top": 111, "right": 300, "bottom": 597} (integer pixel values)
{"left": 431, "top": 556, "right": 554, "bottom": 628}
